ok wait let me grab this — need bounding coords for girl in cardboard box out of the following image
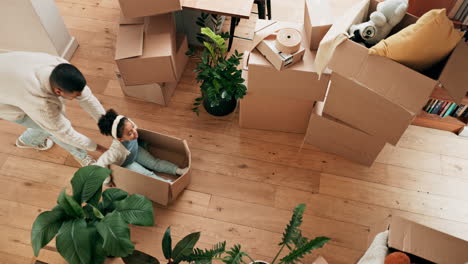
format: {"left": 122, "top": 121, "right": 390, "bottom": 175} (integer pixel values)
{"left": 95, "top": 109, "right": 188, "bottom": 184}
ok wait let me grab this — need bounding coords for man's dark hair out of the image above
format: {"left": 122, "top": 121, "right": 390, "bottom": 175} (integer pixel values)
{"left": 49, "top": 63, "right": 86, "bottom": 93}
{"left": 98, "top": 109, "right": 127, "bottom": 138}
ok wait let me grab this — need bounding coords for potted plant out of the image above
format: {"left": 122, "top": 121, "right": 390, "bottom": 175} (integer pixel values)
{"left": 31, "top": 165, "right": 155, "bottom": 264}
{"left": 189, "top": 27, "right": 247, "bottom": 116}
{"left": 129, "top": 203, "right": 330, "bottom": 264}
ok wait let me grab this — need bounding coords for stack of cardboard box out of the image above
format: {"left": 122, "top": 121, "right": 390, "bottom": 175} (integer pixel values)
{"left": 304, "top": 0, "right": 467, "bottom": 166}
{"left": 115, "top": 0, "right": 189, "bottom": 106}
{"left": 239, "top": 20, "right": 330, "bottom": 134}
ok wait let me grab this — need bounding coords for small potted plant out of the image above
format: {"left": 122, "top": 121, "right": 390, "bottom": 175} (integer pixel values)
{"left": 189, "top": 27, "right": 247, "bottom": 116}
{"left": 31, "top": 165, "right": 155, "bottom": 264}
{"left": 127, "top": 204, "right": 330, "bottom": 264}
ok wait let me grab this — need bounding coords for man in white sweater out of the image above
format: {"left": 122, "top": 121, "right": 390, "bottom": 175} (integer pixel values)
{"left": 0, "top": 51, "right": 107, "bottom": 166}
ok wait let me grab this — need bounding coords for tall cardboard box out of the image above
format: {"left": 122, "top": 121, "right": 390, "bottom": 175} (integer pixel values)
{"left": 305, "top": 110, "right": 386, "bottom": 166}
{"left": 115, "top": 14, "right": 179, "bottom": 85}
{"left": 360, "top": 216, "right": 468, "bottom": 264}
{"left": 118, "top": 0, "right": 181, "bottom": 19}
{"left": 325, "top": 0, "right": 468, "bottom": 110}
{"left": 110, "top": 129, "right": 191, "bottom": 206}
{"left": 249, "top": 20, "right": 330, "bottom": 101}
{"left": 116, "top": 73, "right": 177, "bottom": 106}
{"left": 323, "top": 73, "right": 414, "bottom": 145}
{"left": 304, "top": 0, "right": 361, "bottom": 50}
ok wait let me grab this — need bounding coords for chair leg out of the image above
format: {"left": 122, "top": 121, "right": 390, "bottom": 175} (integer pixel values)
{"left": 257, "top": 0, "right": 266, "bottom": 19}
{"left": 228, "top": 17, "right": 238, "bottom": 51}
{"left": 266, "top": 0, "right": 271, "bottom": 19}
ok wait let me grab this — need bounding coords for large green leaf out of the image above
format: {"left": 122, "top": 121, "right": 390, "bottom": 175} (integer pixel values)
{"left": 187, "top": 241, "right": 226, "bottom": 264}
{"left": 280, "top": 237, "right": 330, "bottom": 264}
{"left": 102, "top": 188, "right": 129, "bottom": 211}
{"left": 88, "top": 223, "right": 106, "bottom": 264}
{"left": 31, "top": 208, "right": 66, "bottom": 256}
{"left": 96, "top": 211, "right": 134, "bottom": 257}
{"left": 114, "top": 194, "right": 154, "bottom": 226}
{"left": 57, "top": 189, "right": 84, "bottom": 218}
{"left": 222, "top": 244, "right": 248, "bottom": 264}
{"left": 162, "top": 227, "right": 172, "bottom": 260}
{"left": 280, "top": 204, "right": 305, "bottom": 247}
{"left": 56, "top": 219, "right": 92, "bottom": 264}
{"left": 123, "top": 250, "right": 159, "bottom": 264}
{"left": 172, "top": 232, "right": 200, "bottom": 264}
{"left": 71, "top": 165, "right": 111, "bottom": 204}
{"left": 201, "top": 27, "right": 227, "bottom": 54}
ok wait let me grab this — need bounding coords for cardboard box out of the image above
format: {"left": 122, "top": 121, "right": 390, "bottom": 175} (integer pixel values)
{"left": 110, "top": 129, "right": 191, "bottom": 206}
{"left": 119, "top": 12, "right": 145, "bottom": 25}
{"left": 304, "top": 0, "right": 362, "bottom": 50}
{"left": 240, "top": 93, "right": 315, "bottom": 133}
{"left": 174, "top": 33, "right": 189, "bottom": 81}
{"left": 305, "top": 111, "right": 386, "bottom": 166}
{"left": 116, "top": 72, "right": 176, "bottom": 106}
{"left": 118, "top": 0, "right": 181, "bottom": 19}
{"left": 311, "top": 256, "right": 328, "bottom": 264}
{"left": 326, "top": 0, "right": 468, "bottom": 111}
{"left": 249, "top": 20, "right": 330, "bottom": 102}
{"left": 256, "top": 37, "right": 305, "bottom": 71}
{"left": 362, "top": 216, "right": 468, "bottom": 264}
{"left": 323, "top": 73, "right": 414, "bottom": 145}
{"left": 115, "top": 13, "right": 178, "bottom": 85}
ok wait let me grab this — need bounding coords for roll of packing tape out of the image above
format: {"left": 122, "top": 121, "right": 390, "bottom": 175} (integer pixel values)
{"left": 275, "top": 28, "right": 302, "bottom": 54}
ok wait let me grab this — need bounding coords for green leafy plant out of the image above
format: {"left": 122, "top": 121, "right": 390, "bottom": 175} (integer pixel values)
{"left": 130, "top": 204, "right": 330, "bottom": 264}
{"left": 31, "top": 165, "right": 155, "bottom": 264}
{"left": 194, "top": 13, "right": 230, "bottom": 45}
{"left": 189, "top": 27, "right": 247, "bottom": 115}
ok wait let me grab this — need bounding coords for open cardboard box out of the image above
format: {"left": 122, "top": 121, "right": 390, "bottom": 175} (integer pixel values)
{"left": 305, "top": 99, "right": 386, "bottom": 166}
{"left": 249, "top": 20, "right": 330, "bottom": 102}
{"left": 325, "top": 0, "right": 468, "bottom": 112}
{"left": 110, "top": 129, "right": 191, "bottom": 206}
{"left": 323, "top": 73, "right": 414, "bottom": 145}
{"left": 115, "top": 13, "right": 181, "bottom": 85}
{"left": 118, "top": 0, "right": 181, "bottom": 19}
{"left": 304, "top": 0, "right": 362, "bottom": 50}
{"left": 361, "top": 216, "right": 468, "bottom": 264}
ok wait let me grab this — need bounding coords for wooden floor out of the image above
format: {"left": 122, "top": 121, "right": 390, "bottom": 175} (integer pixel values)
{"left": 2, "top": 1, "right": 468, "bottom": 263}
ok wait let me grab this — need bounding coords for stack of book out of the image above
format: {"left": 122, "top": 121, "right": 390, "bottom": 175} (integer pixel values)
{"left": 423, "top": 98, "right": 468, "bottom": 119}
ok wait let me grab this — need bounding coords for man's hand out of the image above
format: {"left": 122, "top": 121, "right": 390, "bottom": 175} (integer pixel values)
{"left": 96, "top": 144, "right": 108, "bottom": 153}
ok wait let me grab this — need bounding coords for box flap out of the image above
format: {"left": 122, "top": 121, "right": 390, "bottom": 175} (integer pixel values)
{"left": 111, "top": 165, "right": 170, "bottom": 205}
{"left": 119, "top": 11, "right": 145, "bottom": 25}
{"left": 115, "top": 24, "right": 144, "bottom": 60}
{"left": 169, "top": 140, "right": 191, "bottom": 202}
{"left": 143, "top": 14, "right": 176, "bottom": 58}
{"left": 439, "top": 41, "right": 468, "bottom": 104}
{"left": 119, "top": 0, "right": 181, "bottom": 19}
{"left": 388, "top": 216, "right": 468, "bottom": 264}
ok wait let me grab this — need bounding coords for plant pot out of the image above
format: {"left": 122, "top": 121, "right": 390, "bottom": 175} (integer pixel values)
{"left": 249, "top": 260, "right": 270, "bottom": 264}
{"left": 203, "top": 97, "right": 237, "bottom": 116}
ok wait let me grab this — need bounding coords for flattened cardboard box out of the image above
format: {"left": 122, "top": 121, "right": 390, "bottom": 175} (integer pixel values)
{"left": 324, "top": 73, "right": 414, "bottom": 145}
{"left": 110, "top": 129, "right": 191, "bottom": 206}
{"left": 326, "top": 0, "right": 468, "bottom": 112}
{"left": 249, "top": 20, "right": 330, "bottom": 102}
{"left": 365, "top": 216, "right": 468, "bottom": 264}
{"left": 118, "top": 0, "right": 181, "bottom": 19}
{"left": 305, "top": 112, "right": 386, "bottom": 166}
{"left": 304, "top": 0, "right": 361, "bottom": 50}
{"left": 115, "top": 13, "right": 178, "bottom": 85}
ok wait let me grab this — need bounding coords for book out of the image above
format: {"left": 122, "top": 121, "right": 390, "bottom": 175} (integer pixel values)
{"left": 440, "top": 102, "right": 452, "bottom": 116}
{"left": 428, "top": 99, "right": 440, "bottom": 113}
{"left": 450, "top": 0, "right": 466, "bottom": 19}
{"left": 450, "top": 105, "right": 461, "bottom": 117}
{"left": 443, "top": 103, "right": 458, "bottom": 117}
{"left": 456, "top": 105, "right": 468, "bottom": 117}
{"left": 455, "top": 0, "right": 468, "bottom": 21}
{"left": 431, "top": 101, "right": 444, "bottom": 114}
{"left": 423, "top": 99, "right": 435, "bottom": 112}
{"left": 438, "top": 101, "right": 449, "bottom": 115}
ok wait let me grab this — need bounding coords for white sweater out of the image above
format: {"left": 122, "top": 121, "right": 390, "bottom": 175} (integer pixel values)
{"left": 0, "top": 52, "right": 105, "bottom": 151}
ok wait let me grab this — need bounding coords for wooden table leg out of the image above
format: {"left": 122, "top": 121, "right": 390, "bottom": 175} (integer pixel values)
{"left": 257, "top": 0, "right": 266, "bottom": 19}
{"left": 267, "top": 0, "right": 271, "bottom": 19}
{"left": 228, "top": 17, "right": 238, "bottom": 51}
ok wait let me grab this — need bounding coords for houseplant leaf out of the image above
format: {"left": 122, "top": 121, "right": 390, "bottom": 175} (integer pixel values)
{"left": 102, "top": 188, "right": 129, "bottom": 212}
{"left": 123, "top": 250, "right": 159, "bottom": 264}
{"left": 31, "top": 207, "right": 66, "bottom": 256}
{"left": 96, "top": 211, "right": 134, "bottom": 257}
{"left": 280, "top": 204, "right": 305, "bottom": 247}
{"left": 188, "top": 241, "right": 226, "bottom": 264}
{"left": 114, "top": 194, "right": 154, "bottom": 226}
{"left": 162, "top": 226, "right": 172, "bottom": 260}
{"left": 71, "top": 165, "right": 111, "bottom": 203}
{"left": 280, "top": 237, "right": 330, "bottom": 264}
{"left": 56, "top": 218, "right": 92, "bottom": 264}
{"left": 222, "top": 244, "right": 247, "bottom": 264}
{"left": 57, "top": 189, "right": 84, "bottom": 218}
{"left": 88, "top": 223, "right": 106, "bottom": 264}
{"left": 172, "top": 232, "right": 201, "bottom": 264}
